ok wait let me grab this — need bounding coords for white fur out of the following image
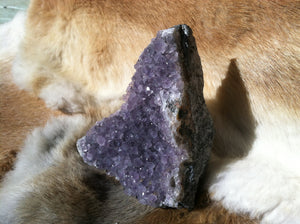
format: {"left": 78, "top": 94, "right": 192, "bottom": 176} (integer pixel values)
{"left": 208, "top": 116, "right": 300, "bottom": 224}
{"left": 0, "top": 115, "right": 87, "bottom": 224}
{"left": 11, "top": 51, "right": 38, "bottom": 91}
{"left": 0, "top": 12, "right": 25, "bottom": 62}
{"left": 39, "top": 80, "right": 88, "bottom": 113}
{"left": 12, "top": 57, "right": 93, "bottom": 113}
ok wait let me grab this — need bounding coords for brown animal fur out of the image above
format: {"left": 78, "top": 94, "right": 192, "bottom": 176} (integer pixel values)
{"left": 16, "top": 0, "right": 299, "bottom": 113}
{"left": 13, "top": 0, "right": 300, "bottom": 157}
{"left": 0, "top": 58, "right": 60, "bottom": 180}
{"left": 1, "top": 0, "right": 299, "bottom": 223}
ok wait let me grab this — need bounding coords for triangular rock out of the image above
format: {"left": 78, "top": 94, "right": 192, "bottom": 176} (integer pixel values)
{"left": 77, "top": 24, "right": 214, "bottom": 208}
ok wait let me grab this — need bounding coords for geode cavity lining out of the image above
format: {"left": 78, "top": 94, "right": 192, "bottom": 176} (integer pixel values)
{"left": 77, "top": 24, "right": 214, "bottom": 208}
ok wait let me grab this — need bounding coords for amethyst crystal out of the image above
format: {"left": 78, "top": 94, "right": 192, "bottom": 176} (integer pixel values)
{"left": 77, "top": 25, "right": 214, "bottom": 208}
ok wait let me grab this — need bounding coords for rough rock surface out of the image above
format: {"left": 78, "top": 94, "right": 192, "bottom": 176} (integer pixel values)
{"left": 77, "top": 25, "right": 214, "bottom": 208}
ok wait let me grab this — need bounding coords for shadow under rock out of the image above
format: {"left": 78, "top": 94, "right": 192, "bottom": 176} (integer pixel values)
{"left": 206, "top": 58, "right": 257, "bottom": 158}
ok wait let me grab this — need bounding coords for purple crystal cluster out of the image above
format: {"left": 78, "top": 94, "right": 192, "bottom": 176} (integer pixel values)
{"left": 77, "top": 25, "right": 214, "bottom": 208}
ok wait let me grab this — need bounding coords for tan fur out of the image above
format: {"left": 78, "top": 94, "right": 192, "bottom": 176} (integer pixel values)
{"left": 13, "top": 0, "right": 299, "bottom": 157}
{"left": 1, "top": 0, "right": 299, "bottom": 223}
{"left": 17, "top": 0, "right": 300, "bottom": 111}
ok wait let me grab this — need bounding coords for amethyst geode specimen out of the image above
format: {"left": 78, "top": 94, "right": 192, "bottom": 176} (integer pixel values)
{"left": 77, "top": 25, "right": 214, "bottom": 208}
